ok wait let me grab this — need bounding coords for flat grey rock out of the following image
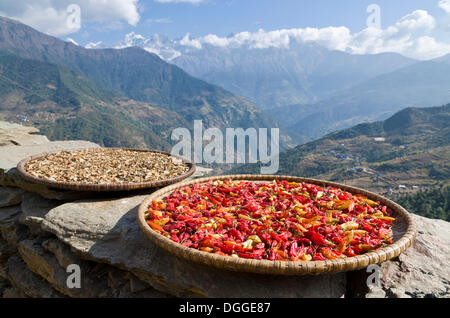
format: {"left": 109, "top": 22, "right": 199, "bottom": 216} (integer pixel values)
{"left": 0, "top": 205, "right": 30, "bottom": 248}
{"left": 0, "top": 121, "right": 40, "bottom": 134}
{"left": 0, "top": 205, "right": 22, "bottom": 225}
{"left": 0, "top": 187, "right": 25, "bottom": 208}
{"left": 365, "top": 214, "right": 450, "bottom": 298}
{"left": 1, "top": 254, "right": 65, "bottom": 298}
{"left": 0, "top": 121, "right": 48, "bottom": 147}
{"left": 18, "top": 238, "right": 167, "bottom": 298}
{"left": 20, "top": 193, "right": 61, "bottom": 228}
{"left": 0, "top": 238, "right": 16, "bottom": 262}
{"left": 0, "top": 132, "right": 49, "bottom": 147}
{"left": 2, "top": 287, "right": 28, "bottom": 298}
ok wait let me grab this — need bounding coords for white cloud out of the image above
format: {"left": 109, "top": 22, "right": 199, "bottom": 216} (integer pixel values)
{"left": 79, "top": 0, "right": 140, "bottom": 26}
{"left": 409, "top": 36, "right": 450, "bottom": 59}
{"left": 439, "top": 0, "right": 450, "bottom": 13}
{"left": 395, "top": 9, "right": 436, "bottom": 32}
{"left": 179, "top": 33, "right": 203, "bottom": 49}
{"left": 177, "top": 27, "right": 352, "bottom": 52}
{"left": 347, "top": 10, "right": 447, "bottom": 59}
{"left": 0, "top": 4, "right": 81, "bottom": 36}
{"left": 287, "top": 27, "right": 352, "bottom": 51}
{"left": 0, "top": 0, "right": 140, "bottom": 36}
{"left": 167, "top": 9, "right": 450, "bottom": 60}
{"left": 195, "top": 27, "right": 353, "bottom": 51}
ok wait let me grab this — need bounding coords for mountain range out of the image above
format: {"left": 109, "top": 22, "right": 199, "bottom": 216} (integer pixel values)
{"left": 1, "top": 16, "right": 450, "bottom": 158}
{"left": 172, "top": 42, "right": 416, "bottom": 110}
{"left": 117, "top": 32, "right": 419, "bottom": 111}
{"left": 0, "top": 51, "right": 189, "bottom": 149}
{"left": 0, "top": 16, "right": 290, "bottom": 151}
{"left": 174, "top": 45, "right": 450, "bottom": 142}
{"left": 230, "top": 103, "right": 450, "bottom": 196}
{"left": 270, "top": 59, "right": 450, "bottom": 140}
{"left": 117, "top": 31, "right": 450, "bottom": 143}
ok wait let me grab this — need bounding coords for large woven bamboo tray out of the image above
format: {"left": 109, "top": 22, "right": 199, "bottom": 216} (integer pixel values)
{"left": 16, "top": 148, "right": 196, "bottom": 192}
{"left": 137, "top": 174, "right": 416, "bottom": 275}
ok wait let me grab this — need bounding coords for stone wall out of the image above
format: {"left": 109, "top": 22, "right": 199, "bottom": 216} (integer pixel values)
{"left": 0, "top": 121, "right": 448, "bottom": 298}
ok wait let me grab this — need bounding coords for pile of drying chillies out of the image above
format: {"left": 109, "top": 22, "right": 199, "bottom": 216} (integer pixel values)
{"left": 145, "top": 180, "right": 395, "bottom": 261}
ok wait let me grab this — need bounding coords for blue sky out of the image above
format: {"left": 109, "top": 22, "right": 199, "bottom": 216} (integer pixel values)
{"left": 84, "top": 0, "right": 449, "bottom": 43}
{"left": 1, "top": 0, "right": 450, "bottom": 59}
{"left": 136, "top": 0, "right": 444, "bottom": 35}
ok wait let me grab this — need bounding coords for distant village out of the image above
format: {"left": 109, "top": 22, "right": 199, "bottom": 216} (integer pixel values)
{"left": 323, "top": 137, "right": 420, "bottom": 196}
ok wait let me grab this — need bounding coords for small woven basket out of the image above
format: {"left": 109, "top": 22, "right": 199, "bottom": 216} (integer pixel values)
{"left": 16, "top": 147, "right": 196, "bottom": 192}
{"left": 137, "top": 174, "right": 416, "bottom": 275}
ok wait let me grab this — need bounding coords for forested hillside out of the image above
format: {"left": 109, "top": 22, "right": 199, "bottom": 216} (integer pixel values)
{"left": 230, "top": 103, "right": 450, "bottom": 221}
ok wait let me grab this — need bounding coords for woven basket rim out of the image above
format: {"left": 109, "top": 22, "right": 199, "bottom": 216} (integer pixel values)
{"left": 16, "top": 147, "right": 196, "bottom": 192}
{"left": 137, "top": 174, "right": 417, "bottom": 275}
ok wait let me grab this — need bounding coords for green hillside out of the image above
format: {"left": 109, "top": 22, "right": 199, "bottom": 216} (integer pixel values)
{"left": 0, "top": 53, "right": 187, "bottom": 150}
{"left": 0, "top": 53, "right": 110, "bottom": 107}
{"left": 173, "top": 42, "right": 415, "bottom": 110}
{"left": 230, "top": 104, "right": 450, "bottom": 212}
{"left": 392, "top": 186, "right": 450, "bottom": 221}
{"left": 0, "top": 16, "right": 288, "bottom": 144}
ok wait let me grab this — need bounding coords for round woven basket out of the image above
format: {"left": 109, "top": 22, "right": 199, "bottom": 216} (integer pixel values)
{"left": 16, "top": 147, "right": 196, "bottom": 192}
{"left": 137, "top": 174, "right": 416, "bottom": 275}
